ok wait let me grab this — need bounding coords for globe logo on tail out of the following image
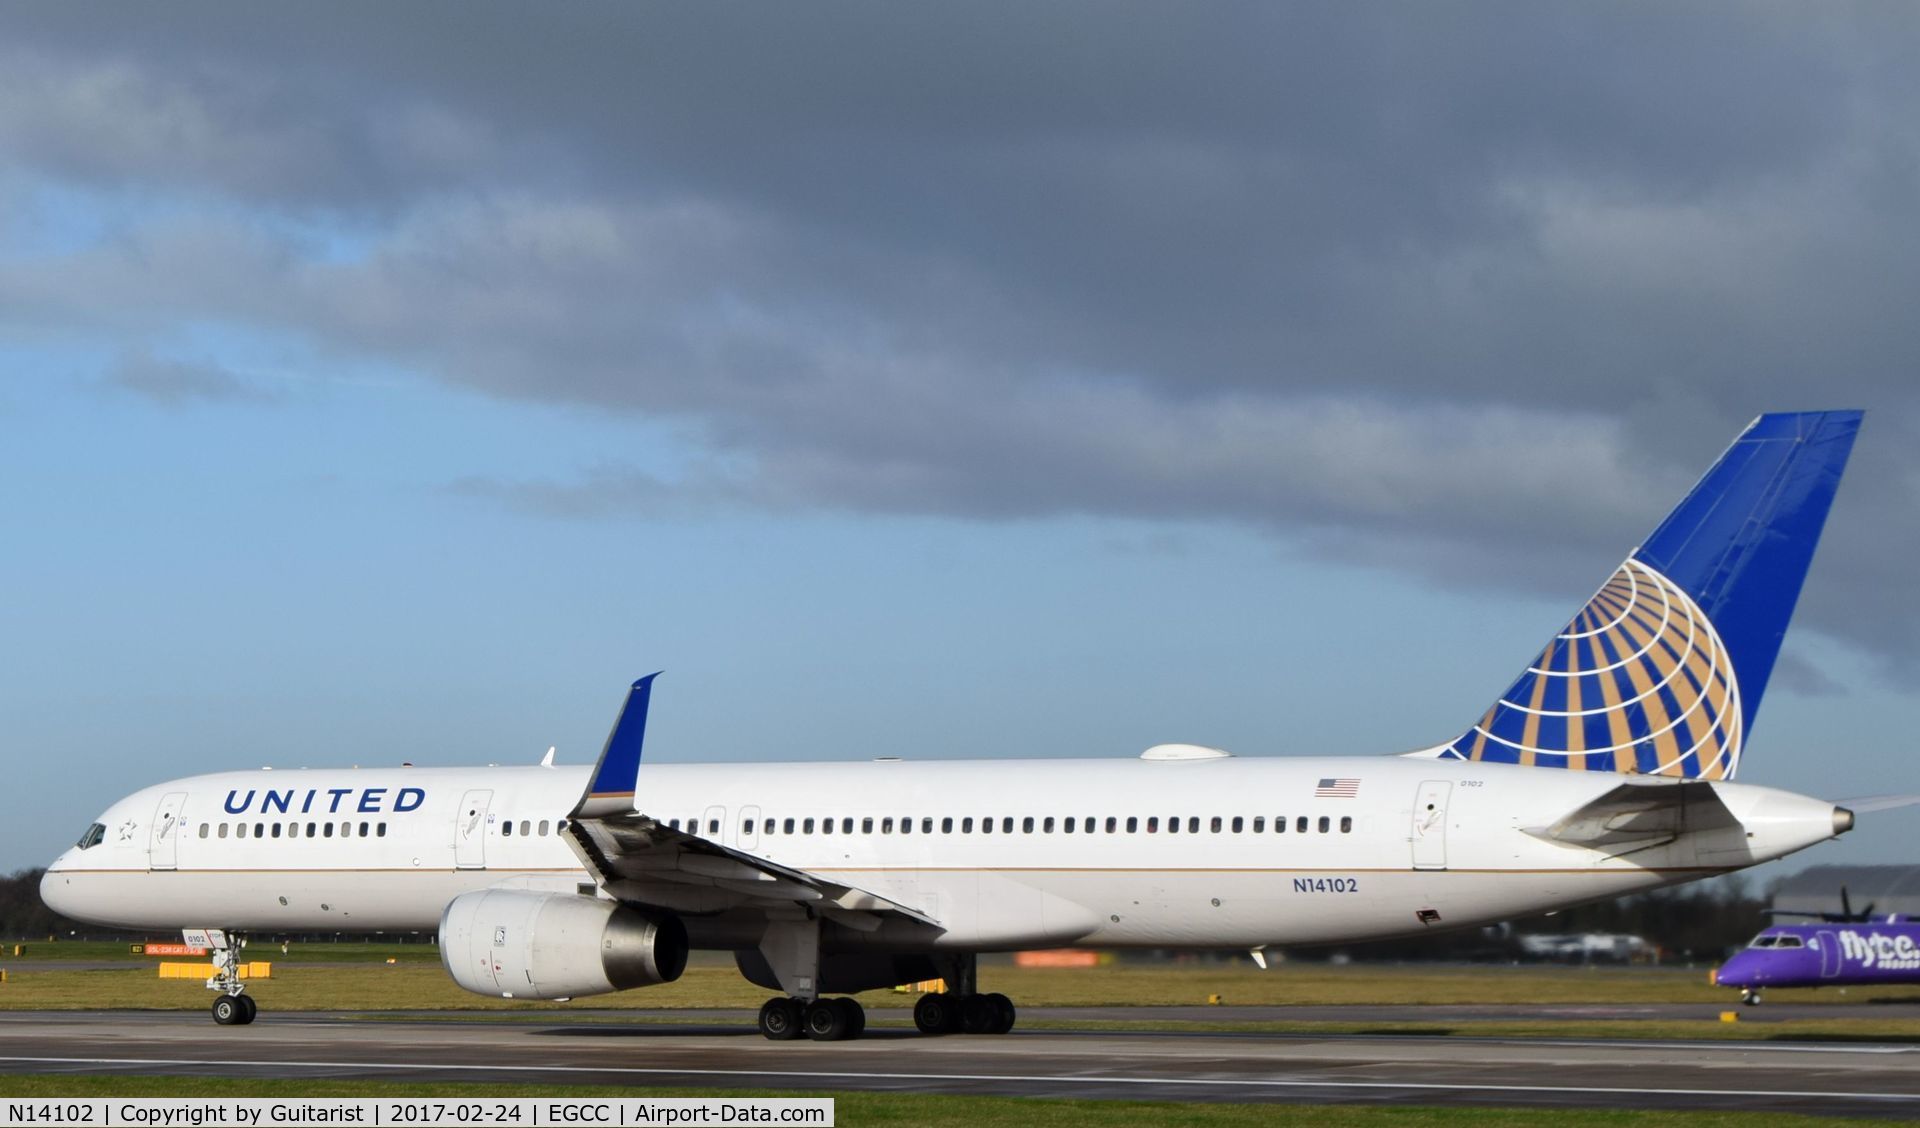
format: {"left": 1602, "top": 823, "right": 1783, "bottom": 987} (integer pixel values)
{"left": 1446, "top": 559, "right": 1743, "bottom": 779}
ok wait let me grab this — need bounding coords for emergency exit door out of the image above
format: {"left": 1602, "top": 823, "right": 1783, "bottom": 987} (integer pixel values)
{"left": 455, "top": 789, "right": 493, "bottom": 869}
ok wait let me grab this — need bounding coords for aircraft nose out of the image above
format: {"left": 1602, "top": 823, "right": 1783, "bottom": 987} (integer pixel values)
{"left": 39, "top": 861, "right": 82, "bottom": 919}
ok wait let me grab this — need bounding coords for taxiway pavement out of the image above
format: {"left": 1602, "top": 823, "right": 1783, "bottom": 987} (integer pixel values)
{"left": 3, "top": 1009, "right": 1920, "bottom": 1116}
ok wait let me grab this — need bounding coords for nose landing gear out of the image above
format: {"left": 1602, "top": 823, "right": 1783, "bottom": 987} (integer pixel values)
{"left": 200, "top": 932, "right": 256, "bottom": 1025}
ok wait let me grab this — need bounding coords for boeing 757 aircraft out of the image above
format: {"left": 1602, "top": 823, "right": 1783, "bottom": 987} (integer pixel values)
{"left": 43, "top": 411, "right": 1870, "bottom": 1041}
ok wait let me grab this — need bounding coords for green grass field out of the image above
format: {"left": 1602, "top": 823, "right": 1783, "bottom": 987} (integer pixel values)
{"left": 0, "top": 1077, "right": 1881, "bottom": 1128}
{"left": 6, "top": 956, "right": 1920, "bottom": 1044}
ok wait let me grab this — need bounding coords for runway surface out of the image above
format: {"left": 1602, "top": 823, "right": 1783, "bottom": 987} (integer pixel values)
{"left": 4, "top": 1010, "right": 1920, "bottom": 1116}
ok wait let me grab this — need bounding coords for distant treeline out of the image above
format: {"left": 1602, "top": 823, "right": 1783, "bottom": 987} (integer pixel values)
{"left": 0, "top": 869, "right": 88, "bottom": 940}
{"left": 1297, "top": 875, "right": 1770, "bottom": 963}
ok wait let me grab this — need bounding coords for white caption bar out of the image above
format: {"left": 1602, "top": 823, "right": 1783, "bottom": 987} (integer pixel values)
{"left": 2, "top": 1099, "right": 834, "bottom": 1127}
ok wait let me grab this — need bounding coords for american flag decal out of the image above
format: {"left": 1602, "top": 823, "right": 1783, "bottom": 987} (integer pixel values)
{"left": 1315, "top": 778, "right": 1360, "bottom": 798}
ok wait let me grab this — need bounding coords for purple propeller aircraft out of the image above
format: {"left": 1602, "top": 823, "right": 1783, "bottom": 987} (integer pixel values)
{"left": 1714, "top": 887, "right": 1920, "bottom": 1005}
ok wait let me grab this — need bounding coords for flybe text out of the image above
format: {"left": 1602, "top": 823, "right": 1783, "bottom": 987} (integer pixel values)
{"left": 223, "top": 788, "right": 426, "bottom": 816}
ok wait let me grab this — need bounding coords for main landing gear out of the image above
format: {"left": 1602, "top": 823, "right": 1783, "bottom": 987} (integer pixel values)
{"left": 913, "top": 990, "right": 1014, "bottom": 1035}
{"left": 749, "top": 923, "right": 1016, "bottom": 1041}
{"left": 758, "top": 996, "right": 867, "bottom": 1041}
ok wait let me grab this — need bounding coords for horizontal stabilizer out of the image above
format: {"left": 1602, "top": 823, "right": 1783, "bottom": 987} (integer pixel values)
{"left": 1828, "top": 794, "right": 1920, "bottom": 814}
{"left": 1524, "top": 778, "right": 1740, "bottom": 850}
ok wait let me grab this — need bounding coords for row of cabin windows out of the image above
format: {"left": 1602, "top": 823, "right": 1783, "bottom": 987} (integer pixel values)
{"left": 499, "top": 819, "right": 565, "bottom": 837}
{"left": 696, "top": 814, "right": 1356, "bottom": 837}
{"left": 198, "top": 821, "right": 386, "bottom": 840}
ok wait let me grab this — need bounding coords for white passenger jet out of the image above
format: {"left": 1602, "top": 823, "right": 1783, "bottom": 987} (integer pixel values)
{"left": 43, "top": 411, "right": 1871, "bottom": 1041}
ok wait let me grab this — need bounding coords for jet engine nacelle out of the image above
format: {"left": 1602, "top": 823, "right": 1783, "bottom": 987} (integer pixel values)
{"left": 439, "top": 888, "right": 687, "bottom": 999}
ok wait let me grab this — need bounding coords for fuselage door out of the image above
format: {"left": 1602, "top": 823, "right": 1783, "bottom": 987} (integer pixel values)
{"left": 455, "top": 788, "right": 494, "bottom": 869}
{"left": 702, "top": 804, "right": 727, "bottom": 844}
{"left": 1817, "top": 929, "right": 1842, "bottom": 978}
{"left": 739, "top": 805, "right": 762, "bottom": 851}
{"left": 149, "top": 791, "right": 188, "bottom": 871}
{"left": 1411, "top": 781, "right": 1452, "bottom": 870}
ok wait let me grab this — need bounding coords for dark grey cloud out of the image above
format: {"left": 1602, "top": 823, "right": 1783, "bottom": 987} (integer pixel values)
{"left": 4, "top": 3, "right": 1920, "bottom": 672}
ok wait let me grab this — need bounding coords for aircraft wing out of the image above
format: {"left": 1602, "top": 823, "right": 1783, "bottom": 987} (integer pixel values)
{"left": 561, "top": 675, "right": 939, "bottom": 931}
{"left": 1523, "top": 777, "right": 1741, "bottom": 850}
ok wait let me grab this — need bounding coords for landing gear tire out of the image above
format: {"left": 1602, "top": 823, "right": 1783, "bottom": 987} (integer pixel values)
{"left": 1742, "top": 990, "right": 1762, "bottom": 1007}
{"left": 759, "top": 997, "right": 805, "bottom": 1040}
{"left": 984, "top": 992, "right": 1015, "bottom": 1034}
{"left": 959, "top": 993, "right": 999, "bottom": 1035}
{"left": 840, "top": 997, "right": 866, "bottom": 1038}
{"left": 914, "top": 992, "right": 959, "bottom": 1035}
{"left": 236, "top": 994, "right": 257, "bottom": 1025}
{"left": 211, "top": 995, "right": 245, "bottom": 1026}
{"left": 804, "top": 998, "right": 856, "bottom": 1041}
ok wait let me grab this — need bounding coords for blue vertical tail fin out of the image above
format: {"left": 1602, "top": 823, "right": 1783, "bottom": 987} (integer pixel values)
{"left": 1442, "top": 411, "right": 1861, "bottom": 780}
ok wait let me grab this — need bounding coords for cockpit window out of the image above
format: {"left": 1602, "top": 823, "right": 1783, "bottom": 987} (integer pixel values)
{"left": 1776, "top": 936, "right": 1804, "bottom": 949}
{"left": 76, "top": 822, "right": 106, "bottom": 850}
{"left": 1749, "top": 935, "right": 1779, "bottom": 948}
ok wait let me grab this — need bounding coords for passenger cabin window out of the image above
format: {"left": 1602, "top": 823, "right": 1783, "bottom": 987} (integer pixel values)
{"left": 522, "top": 820, "right": 533, "bottom": 836}
{"left": 708, "top": 819, "right": 719, "bottom": 834}
{"left": 1230, "top": 816, "right": 1241, "bottom": 833}
{"left": 1001, "top": 817, "right": 1013, "bottom": 833}
{"left": 804, "top": 818, "right": 816, "bottom": 834}
{"left": 942, "top": 818, "right": 954, "bottom": 833}
{"left": 1340, "top": 816, "right": 1352, "bottom": 833}
{"left": 922, "top": 817, "right": 934, "bottom": 833}
{"left": 218, "top": 823, "right": 229, "bottom": 839}
{"left": 1318, "top": 816, "right": 1330, "bottom": 833}
{"left": 539, "top": 820, "right": 550, "bottom": 836}
{"left": 982, "top": 817, "right": 993, "bottom": 835}
{"left": 1252, "top": 816, "right": 1264, "bottom": 832}
{"left": 1167, "top": 816, "right": 1179, "bottom": 834}
{"left": 376, "top": 822, "right": 387, "bottom": 837}
{"left": 1147, "top": 817, "right": 1159, "bottom": 833}
{"left": 863, "top": 817, "right": 874, "bottom": 834}
{"left": 271, "top": 823, "right": 282, "bottom": 838}
{"left": 962, "top": 817, "right": 974, "bottom": 833}
{"left": 1024, "top": 817, "right": 1035, "bottom": 833}
{"left": 1043, "top": 817, "right": 1055, "bottom": 833}
{"left": 785, "top": 818, "right": 797, "bottom": 834}
{"left": 1063, "top": 817, "right": 1075, "bottom": 833}
{"left": 323, "top": 823, "right": 334, "bottom": 838}
{"left": 842, "top": 818, "right": 853, "bottom": 834}
{"left": 1296, "top": 817, "right": 1308, "bottom": 833}
{"left": 198, "top": 823, "right": 209, "bottom": 838}
{"left": 822, "top": 818, "right": 834, "bottom": 835}
{"left": 1126, "top": 817, "right": 1137, "bottom": 833}
{"left": 881, "top": 817, "right": 893, "bottom": 834}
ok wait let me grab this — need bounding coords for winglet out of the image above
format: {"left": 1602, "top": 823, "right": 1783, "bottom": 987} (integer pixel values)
{"left": 572, "top": 673, "right": 661, "bottom": 819}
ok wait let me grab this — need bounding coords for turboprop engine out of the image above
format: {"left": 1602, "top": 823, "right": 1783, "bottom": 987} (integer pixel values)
{"left": 439, "top": 888, "right": 688, "bottom": 999}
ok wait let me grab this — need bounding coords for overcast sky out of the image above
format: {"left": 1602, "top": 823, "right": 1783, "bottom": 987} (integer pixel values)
{"left": 5, "top": 4, "right": 1919, "bottom": 878}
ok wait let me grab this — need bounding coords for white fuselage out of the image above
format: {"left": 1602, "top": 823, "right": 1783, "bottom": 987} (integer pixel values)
{"left": 41, "top": 753, "right": 1842, "bottom": 952}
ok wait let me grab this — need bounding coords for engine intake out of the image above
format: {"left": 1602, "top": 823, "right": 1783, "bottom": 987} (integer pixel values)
{"left": 439, "top": 888, "right": 687, "bottom": 999}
